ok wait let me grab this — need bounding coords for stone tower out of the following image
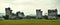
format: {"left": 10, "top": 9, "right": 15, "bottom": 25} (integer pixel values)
{"left": 48, "top": 9, "right": 57, "bottom": 20}
{"left": 5, "top": 7, "right": 12, "bottom": 19}
{"left": 36, "top": 9, "right": 42, "bottom": 19}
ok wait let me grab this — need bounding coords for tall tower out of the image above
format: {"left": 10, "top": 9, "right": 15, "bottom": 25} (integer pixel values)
{"left": 5, "top": 7, "right": 12, "bottom": 19}
{"left": 36, "top": 9, "right": 42, "bottom": 19}
{"left": 48, "top": 9, "right": 57, "bottom": 20}
{"left": 5, "top": 7, "right": 10, "bottom": 16}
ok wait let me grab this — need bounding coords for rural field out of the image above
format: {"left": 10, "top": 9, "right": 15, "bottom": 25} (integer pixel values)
{"left": 0, "top": 19, "right": 60, "bottom": 25}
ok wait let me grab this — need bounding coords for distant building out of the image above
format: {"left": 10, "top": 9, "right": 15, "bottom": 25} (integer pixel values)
{"left": 48, "top": 9, "right": 57, "bottom": 20}
{"left": 16, "top": 11, "right": 24, "bottom": 19}
{"left": 5, "top": 7, "right": 12, "bottom": 19}
{"left": 36, "top": 9, "right": 42, "bottom": 19}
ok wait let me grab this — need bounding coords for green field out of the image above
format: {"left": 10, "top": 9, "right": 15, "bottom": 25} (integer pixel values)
{"left": 0, "top": 20, "right": 60, "bottom": 25}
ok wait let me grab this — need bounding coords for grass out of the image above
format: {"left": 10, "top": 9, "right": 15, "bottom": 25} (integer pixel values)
{"left": 0, "top": 19, "right": 60, "bottom": 25}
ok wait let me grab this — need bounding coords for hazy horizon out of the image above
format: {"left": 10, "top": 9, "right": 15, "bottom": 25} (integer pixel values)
{"left": 0, "top": 0, "right": 60, "bottom": 15}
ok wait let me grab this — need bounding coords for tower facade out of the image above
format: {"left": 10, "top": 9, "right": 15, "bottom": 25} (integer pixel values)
{"left": 48, "top": 9, "right": 57, "bottom": 20}
{"left": 5, "top": 7, "right": 12, "bottom": 19}
{"left": 36, "top": 9, "right": 42, "bottom": 19}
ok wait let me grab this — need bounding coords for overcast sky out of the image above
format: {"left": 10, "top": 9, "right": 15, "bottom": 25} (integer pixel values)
{"left": 0, "top": 0, "right": 60, "bottom": 15}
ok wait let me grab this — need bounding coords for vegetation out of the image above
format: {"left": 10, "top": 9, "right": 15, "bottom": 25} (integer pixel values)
{"left": 0, "top": 20, "right": 60, "bottom": 25}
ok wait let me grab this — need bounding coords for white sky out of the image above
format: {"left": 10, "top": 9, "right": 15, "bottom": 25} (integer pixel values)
{"left": 0, "top": 0, "right": 60, "bottom": 15}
